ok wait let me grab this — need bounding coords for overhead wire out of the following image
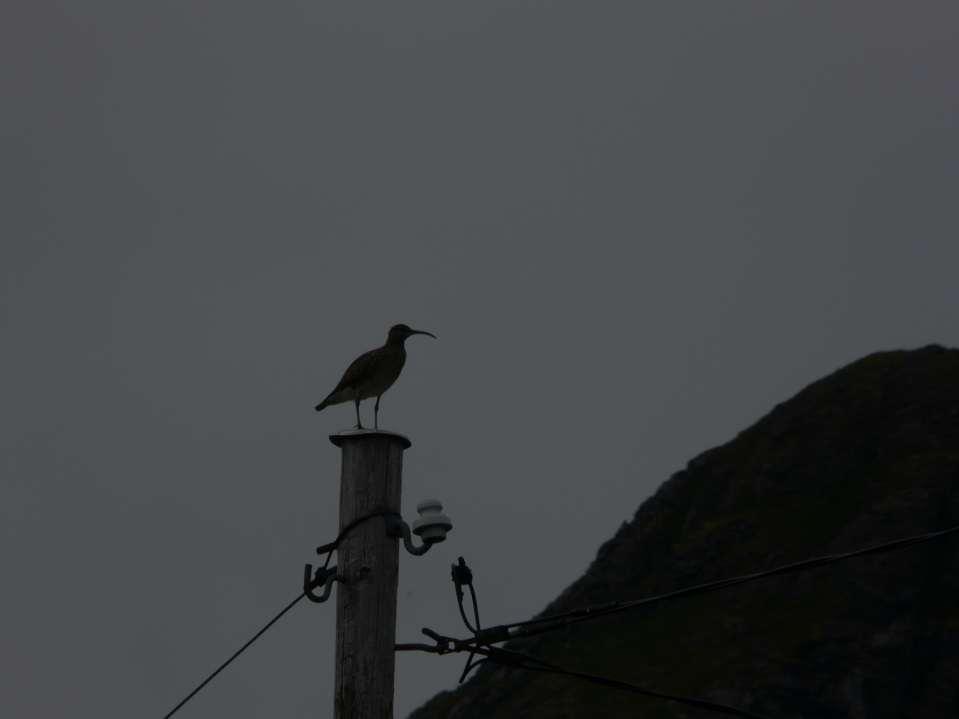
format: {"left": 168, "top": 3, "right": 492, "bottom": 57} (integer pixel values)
{"left": 404, "top": 555, "right": 769, "bottom": 718}
{"left": 395, "top": 637, "right": 768, "bottom": 718}
{"left": 451, "top": 557, "right": 484, "bottom": 682}
{"left": 477, "top": 644, "right": 769, "bottom": 719}
{"left": 165, "top": 517, "right": 959, "bottom": 716}
{"left": 399, "top": 525, "right": 959, "bottom": 719}
{"left": 317, "top": 509, "right": 401, "bottom": 568}
{"left": 163, "top": 591, "right": 306, "bottom": 718}
{"left": 473, "top": 523, "right": 959, "bottom": 644}
{"left": 162, "top": 511, "right": 397, "bottom": 718}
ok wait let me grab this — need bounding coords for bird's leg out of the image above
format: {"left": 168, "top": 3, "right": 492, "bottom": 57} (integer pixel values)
{"left": 374, "top": 395, "right": 381, "bottom": 429}
{"left": 354, "top": 398, "right": 363, "bottom": 429}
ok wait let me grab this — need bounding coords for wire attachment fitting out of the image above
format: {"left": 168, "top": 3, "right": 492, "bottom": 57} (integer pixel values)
{"left": 451, "top": 556, "right": 473, "bottom": 590}
{"left": 385, "top": 499, "right": 453, "bottom": 556}
{"left": 302, "top": 564, "right": 338, "bottom": 603}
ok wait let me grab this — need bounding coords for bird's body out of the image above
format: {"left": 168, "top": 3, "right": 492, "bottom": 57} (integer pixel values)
{"left": 316, "top": 343, "right": 407, "bottom": 408}
{"left": 315, "top": 324, "right": 436, "bottom": 428}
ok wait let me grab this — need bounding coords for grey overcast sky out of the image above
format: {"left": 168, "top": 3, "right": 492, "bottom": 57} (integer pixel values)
{"left": 2, "top": 2, "right": 958, "bottom": 717}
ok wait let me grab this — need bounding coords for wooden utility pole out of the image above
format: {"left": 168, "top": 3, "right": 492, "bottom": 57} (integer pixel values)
{"left": 330, "top": 429, "right": 411, "bottom": 719}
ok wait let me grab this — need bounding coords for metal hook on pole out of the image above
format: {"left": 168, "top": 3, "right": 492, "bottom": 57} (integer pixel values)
{"left": 303, "top": 564, "right": 339, "bottom": 603}
{"left": 386, "top": 500, "right": 453, "bottom": 556}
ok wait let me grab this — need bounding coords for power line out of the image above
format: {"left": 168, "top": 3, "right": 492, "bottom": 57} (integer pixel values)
{"left": 450, "top": 557, "right": 484, "bottom": 683}
{"left": 316, "top": 509, "right": 401, "bottom": 568}
{"left": 163, "top": 510, "right": 396, "bottom": 717}
{"left": 477, "top": 644, "right": 769, "bottom": 719}
{"left": 163, "top": 592, "right": 306, "bottom": 718}
{"left": 471, "top": 523, "right": 959, "bottom": 645}
{"left": 399, "top": 612, "right": 768, "bottom": 719}
{"left": 452, "top": 557, "right": 480, "bottom": 634}
{"left": 165, "top": 521, "right": 959, "bottom": 716}
{"left": 415, "top": 556, "right": 768, "bottom": 718}
{"left": 399, "top": 525, "right": 959, "bottom": 718}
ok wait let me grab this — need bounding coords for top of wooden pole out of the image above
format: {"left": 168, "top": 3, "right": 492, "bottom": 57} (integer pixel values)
{"left": 329, "top": 428, "right": 412, "bottom": 449}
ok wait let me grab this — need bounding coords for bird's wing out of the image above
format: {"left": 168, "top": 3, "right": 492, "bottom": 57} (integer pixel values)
{"left": 330, "top": 348, "right": 378, "bottom": 393}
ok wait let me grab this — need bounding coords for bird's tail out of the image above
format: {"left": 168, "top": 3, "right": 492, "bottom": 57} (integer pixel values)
{"left": 315, "top": 389, "right": 340, "bottom": 411}
{"left": 316, "top": 387, "right": 349, "bottom": 412}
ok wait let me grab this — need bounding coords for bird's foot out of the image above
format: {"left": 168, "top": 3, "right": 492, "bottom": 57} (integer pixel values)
{"left": 353, "top": 423, "right": 364, "bottom": 430}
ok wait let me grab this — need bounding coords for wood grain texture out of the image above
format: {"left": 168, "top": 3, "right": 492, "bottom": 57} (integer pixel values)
{"left": 333, "top": 432, "right": 408, "bottom": 719}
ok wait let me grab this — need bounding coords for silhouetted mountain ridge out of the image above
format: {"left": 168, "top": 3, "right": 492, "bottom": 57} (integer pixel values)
{"left": 410, "top": 345, "right": 959, "bottom": 718}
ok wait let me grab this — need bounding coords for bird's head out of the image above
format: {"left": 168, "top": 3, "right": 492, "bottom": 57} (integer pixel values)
{"left": 388, "top": 324, "right": 437, "bottom": 344}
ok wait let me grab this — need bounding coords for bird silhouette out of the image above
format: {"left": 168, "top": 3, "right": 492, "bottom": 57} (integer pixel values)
{"left": 315, "top": 324, "right": 437, "bottom": 429}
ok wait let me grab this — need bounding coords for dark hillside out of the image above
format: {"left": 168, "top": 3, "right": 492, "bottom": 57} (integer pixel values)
{"left": 410, "top": 345, "right": 959, "bottom": 718}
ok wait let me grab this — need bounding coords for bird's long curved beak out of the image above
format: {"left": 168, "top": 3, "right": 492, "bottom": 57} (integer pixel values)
{"left": 410, "top": 329, "right": 437, "bottom": 339}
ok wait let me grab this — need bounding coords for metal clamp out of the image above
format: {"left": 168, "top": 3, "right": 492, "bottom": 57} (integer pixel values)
{"left": 303, "top": 564, "right": 339, "bottom": 603}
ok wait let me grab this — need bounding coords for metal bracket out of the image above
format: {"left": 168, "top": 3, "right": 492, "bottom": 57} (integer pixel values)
{"left": 303, "top": 564, "right": 339, "bottom": 603}
{"left": 385, "top": 515, "right": 433, "bottom": 556}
